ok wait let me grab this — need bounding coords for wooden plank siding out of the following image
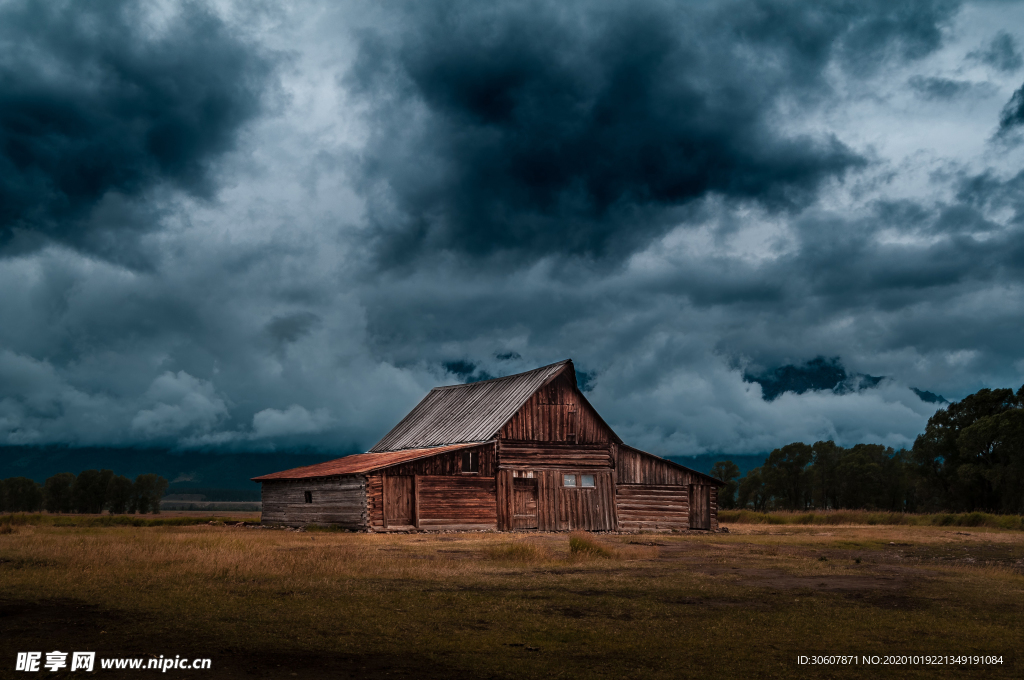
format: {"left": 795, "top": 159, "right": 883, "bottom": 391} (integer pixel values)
{"left": 415, "top": 476, "right": 497, "bottom": 530}
{"left": 498, "top": 441, "right": 613, "bottom": 470}
{"left": 499, "top": 373, "right": 615, "bottom": 443}
{"left": 366, "top": 473, "right": 384, "bottom": 530}
{"left": 618, "top": 446, "right": 704, "bottom": 485}
{"left": 616, "top": 485, "right": 689, "bottom": 531}
{"left": 260, "top": 476, "right": 367, "bottom": 528}
{"left": 383, "top": 442, "right": 496, "bottom": 477}
{"left": 556, "top": 471, "right": 616, "bottom": 530}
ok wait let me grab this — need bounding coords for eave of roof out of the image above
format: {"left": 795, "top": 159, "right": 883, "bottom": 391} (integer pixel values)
{"left": 251, "top": 442, "right": 485, "bottom": 481}
{"left": 619, "top": 444, "right": 726, "bottom": 485}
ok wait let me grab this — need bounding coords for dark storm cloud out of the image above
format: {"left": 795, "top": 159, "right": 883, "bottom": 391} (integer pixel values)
{"left": 0, "top": 0, "right": 276, "bottom": 255}
{"left": 968, "top": 31, "right": 1023, "bottom": 72}
{"left": 908, "top": 75, "right": 986, "bottom": 100}
{"left": 997, "top": 82, "right": 1024, "bottom": 135}
{"left": 348, "top": 0, "right": 960, "bottom": 265}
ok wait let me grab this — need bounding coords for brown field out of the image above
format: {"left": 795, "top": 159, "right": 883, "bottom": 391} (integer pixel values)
{"left": 1, "top": 517, "right": 1022, "bottom": 679}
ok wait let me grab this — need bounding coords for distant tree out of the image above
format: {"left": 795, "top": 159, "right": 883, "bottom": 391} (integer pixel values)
{"left": 834, "top": 444, "right": 892, "bottom": 509}
{"left": 709, "top": 461, "right": 741, "bottom": 509}
{"left": 72, "top": 469, "right": 114, "bottom": 514}
{"left": 43, "top": 473, "right": 76, "bottom": 513}
{"left": 133, "top": 474, "right": 169, "bottom": 514}
{"left": 912, "top": 386, "right": 1023, "bottom": 511}
{"left": 738, "top": 467, "right": 769, "bottom": 511}
{"left": 955, "top": 407, "right": 1024, "bottom": 513}
{"left": 106, "top": 475, "right": 136, "bottom": 514}
{"left": 3, "top": 477, "right": 43, "bottom": 512}
{"left": 810, "top": 440, "right": 841, "bottom": 509}
{"left": 0, "top": 479, "right": 6, "bottom": 512}
{"left": 762, "top": 443, "right": 814, "bottom": 510}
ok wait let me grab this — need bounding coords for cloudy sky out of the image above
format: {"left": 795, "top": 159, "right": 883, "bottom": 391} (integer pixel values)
{"left": 2, "top": 0, "right": 1023, "bottom": 457}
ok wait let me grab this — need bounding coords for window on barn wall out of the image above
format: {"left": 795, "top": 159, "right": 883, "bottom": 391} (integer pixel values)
{"left": 462, "top": 449, "right": 479, "bottom": 473}
{"left": 563, "top": 474, "right": 577, "bottom": 487}
{"left": 580, "top": 474, "right": 595, "bottom": 488}
{"left": 304, "top": 491, "right": 312, "bottom": 503}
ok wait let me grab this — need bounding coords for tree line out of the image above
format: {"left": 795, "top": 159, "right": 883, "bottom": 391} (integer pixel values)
{"left": 712, "top": 385, "right": 1024, "bottom": 514}
{"left": 0, "top": 471, "right": 169, "bottom": 514}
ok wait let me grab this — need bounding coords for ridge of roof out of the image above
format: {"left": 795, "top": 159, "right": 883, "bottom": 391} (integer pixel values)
{"left": 428, "top": 359, "right": 573, "bottom": 391}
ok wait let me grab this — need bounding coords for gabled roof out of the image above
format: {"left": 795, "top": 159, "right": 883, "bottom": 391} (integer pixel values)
{"left": 368, "top": 360, "right": 574, "bottom": 452}
{"left": 251, "top": 442, "right": 482, "bottom": 481}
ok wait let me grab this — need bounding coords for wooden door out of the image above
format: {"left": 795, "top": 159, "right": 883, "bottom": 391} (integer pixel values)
{"left": 384, "top": 476, "right": 414, "bottom": 527}
{"left": 689, "top": 484, "right": 710, "bottom": 530}
{"left": 556, "top": 471, "right": 616, "bottom": 531}
{"left": 512, "top": 478, "right": 538, "bottom": 530}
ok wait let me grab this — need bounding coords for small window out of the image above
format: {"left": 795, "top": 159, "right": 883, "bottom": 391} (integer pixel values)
{"left": 462, "top": 449, "right": 479, "bottom": 473}
{"left": 580, "top": 474, "right": 596, "bottom": 488}
{"left": 563, "top": 474, "right": 577, "bottom": 487}
{"left": 304, "top": 491, "right": 313, "bottom": 503}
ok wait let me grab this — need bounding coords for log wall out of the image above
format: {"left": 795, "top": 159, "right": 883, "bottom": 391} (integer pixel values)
{"left": 260, "top": 477, "right": 366, "bottom": 528}
{"left": 616, "top": 484, "right": 689, "bottom": 531}
{"left": 367, "top": 473, "right": 384, "bottom": 530}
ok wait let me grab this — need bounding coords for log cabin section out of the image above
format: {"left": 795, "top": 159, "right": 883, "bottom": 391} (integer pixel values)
{"left": 253, "top": 360, "right": 723, "bottom": 532}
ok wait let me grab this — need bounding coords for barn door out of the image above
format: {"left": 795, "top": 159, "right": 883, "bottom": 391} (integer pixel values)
{"left": 384, "top": 476, "right": 414, "bottom": 527}
{"left": 512, "top": 478, "right": 538, "bottom": 530}
{"left": 689, "top": 485, "right": 710, "bottom": 530}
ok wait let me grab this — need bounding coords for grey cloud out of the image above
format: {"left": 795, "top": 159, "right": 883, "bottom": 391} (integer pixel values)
{"left": 267, "top": 312, "right": 322, "bottom": 351}
{"left": 0, "top": 0, "right": 277, "bottom": 258}
{"left": 346, "top": 0, "right": 968, "bottom": 265}
{"left": 6, "top": 0, "right": 1024, "bottom": 460}
{"left": 908, "top": 75, "right": 993, "bottom": 100}
{"left": 997, "top": 82, "right": 1024, "bottom": 135}
{"left": 968, "top": 31, "right": 1023, "bottom": 72}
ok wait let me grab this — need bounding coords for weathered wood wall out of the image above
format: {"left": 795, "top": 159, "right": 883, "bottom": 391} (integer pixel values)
{"left": 260, "top": 476, "right": 366, "bottom": 528}
{"left": 617, "top": 446, "right": 702, "bottom": 485}
{"left": 500, "top": 469, "right": 616, "bottom": 531}
{"left": 498, "top": 441, "right": 613, "bottom": 469}
{"left": 616, "top": 484, "right": 689, "bottom": 531}
{"left": 384, "top": 442, "right": 496, "bottom": 477}
{"left": 416, "top": 475, "right": 497, "bottom": 530}
{"left": 556, "top": 470, "right": 616, "bottom": 530}
{"left": 367, "top": 473, "right": 384, "bottom": 530}
{"left": 710, "top": 485, "right": 719, "bottom": 530}
{"left": 499, "top": 373, "right": 614, "bottom": 443}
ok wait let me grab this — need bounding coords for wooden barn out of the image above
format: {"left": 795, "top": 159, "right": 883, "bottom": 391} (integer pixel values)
{"left": 253, "top": 360, "right": 723, "bottom": 532}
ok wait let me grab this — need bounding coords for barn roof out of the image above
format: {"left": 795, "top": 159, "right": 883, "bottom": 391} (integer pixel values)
{"left": 368, "top": 359, "right": 575, "bottom": 452}
{"left": 251, "top": 442, "right": 482, "bottom": 481}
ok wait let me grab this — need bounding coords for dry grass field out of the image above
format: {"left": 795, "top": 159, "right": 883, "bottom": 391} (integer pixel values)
{"left": 1, "top": 515, "right": 1022, "bottom": 679}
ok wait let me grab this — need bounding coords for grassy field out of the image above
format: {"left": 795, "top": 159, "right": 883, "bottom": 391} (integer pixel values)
{"left": 1, "top": 516, "right": 1022, "bottom": 679}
